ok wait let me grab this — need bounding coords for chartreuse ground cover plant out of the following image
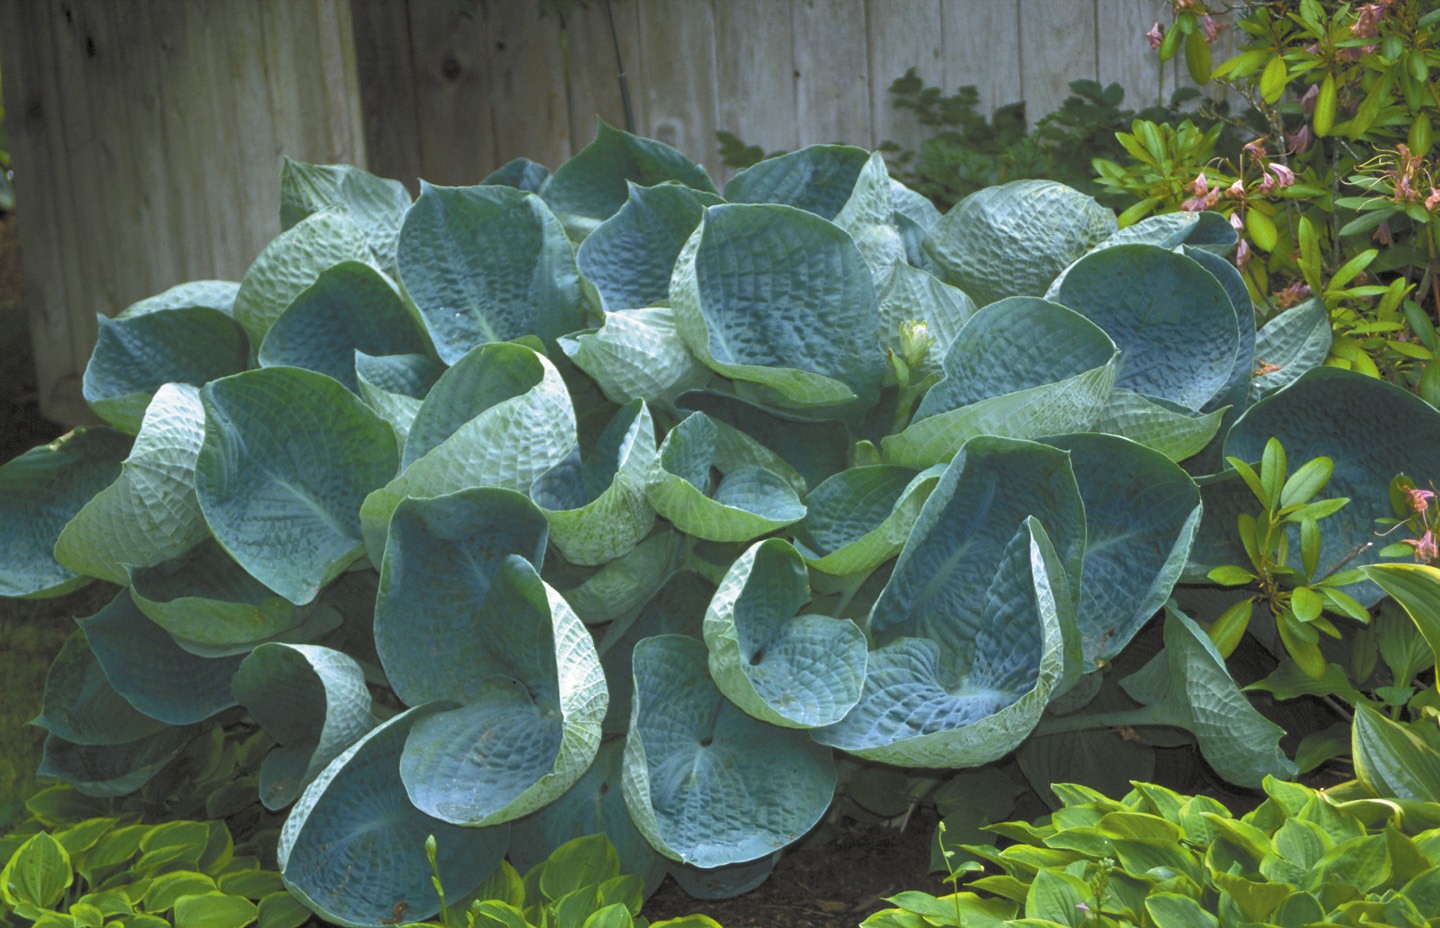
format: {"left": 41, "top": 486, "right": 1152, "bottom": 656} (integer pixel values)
{"left": 4, "top": 120, "right": 1440, "bottom": 927}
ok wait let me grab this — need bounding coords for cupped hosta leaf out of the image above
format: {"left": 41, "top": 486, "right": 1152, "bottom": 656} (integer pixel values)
{"left": 128, "top": 539, "right": 325, "bottom": 654}
{"left": 543, "top": 120, "right": 716, "bottom": 227}
{"left": 39, "top": 727, "right": 195, "bottom": 798}
{"left": 676, "top": 390, "right": 849, "bottom": 491}
{"left": 832, "top": 153, "right": 905, "bottom": 278}
{"left": 875, "top": 263, "right": 977, "bottom": 377}
{"left": 1121, "top": 608, "right": 1297, "bottom": 787}
{"left": 553, "top": 528, "right": 681, "bottom": 626}
{"left": 360, "top": 343, "right": 575, "bottom": 563}
{"left": 397, "top": 183, "right": 582, "bottom": 362}
{"left": 354, "top": 351, "right": 445, "bottom": 446}
{"left": 668, "top": 855, "right": 779, "bottom": 901}
{"left": 560, "top": 307, "right": 711, "bottom": 409}
{"left": 257, "top": 261, "right": 432, "bottom": 390}
{"left": 197, "top": 367, "right": 399, "bottom": 605}
{"left": 644, "top": 412, "right": 805, "bottom": 543}
{"left": 793, "top": 466, "right": 942, "bottom": 576}
{"left": 34, "top": 631, "right": 169, "bottom": 745}
{"left": 55, "top": 385, "right": 208, "bottom": 585}
{"left": 1211, "top": 367, "right": 1440, "bottom": 606}
{"left": 1181, "top": 246, "right": 1255, "bottom": 418}
{"left": 279, "top": 159, "right": 412, "bottom": 274}
{"left": 923, "top": 179, "right": 1117, "bottom": 307}
{"left": 621, "top": 635, "right": 837, "bottom": 868}
{"left": 531, "top": 401, "right": 657, "bottom": 566}
{"left": 278, "top": 704, "right": 509, "bottom": 928}
{"left": 703, "top": 538, "right": 866, "bottom": 728}
{"left": 397, "top": 558, "right": 606, "bottom": 826}
{"left": 482, "top": 157, "right": 551, "bottom": 193}
{"left": 1093, "top": 210, "right": 1237, "bottom": 254}
{"left": 1250, "top": 298, "right": 1331, "bottom": 401}
{"left": 117, "top": 280, "right": 239, "bottom": 319}
{"left": 891, "top": 179, "right": 941, "bottom": 268}
{"left": 232, "top": 643, "right": 376, "bottom": 810}
{"left": 233, "top": 210, "right": 372, "bottom": 349}
{"left": 83, "top": 308, "right": 249, "bottom": 433}
{"left": 0, "top": 427, "right": 131, "bottom": 598}
{"left": 1045, "top": 433, "right": 1201, "bottom": 667}
{"left": 78, "top": 590, "right": 242, "bottom": 726}
{"left": 598, "top": 571, "right": 711, "bottom": 735}
{"left": 1351, "top": 703, "right": 1440, "bottom": 802}
{"left": 1048, "top": 244, "right": 1239, "bottom": 410}
{"left": 883, "top": 297, "right": 1118, "bottom": 468}
{"left": 1090, "top": 389, "right": 1227, "bottom": 463}
{"left": 576, "top": 183, "right": 724, "bottom": 312}
{"left": 509, "top": 739, "right": 667, "bottom": 897}
{"left": 374, "top": 488, "right": 549, "bottom": 705}
{"left": 724, "top": 145, "right": 870, "bottom": 218}
{"left": 815, "top": 437, "right": 1085, "bottom": 766}
{"left": 670, "top": 203, "right": 884, "bottom": 409}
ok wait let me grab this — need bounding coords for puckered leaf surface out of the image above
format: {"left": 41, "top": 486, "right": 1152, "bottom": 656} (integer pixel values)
{"left": 560, "top": 307, "right": 711, "bottom": 410}
{"left": 543, "top": 120, "right": 716, "bottom": 226}
{"left": 793, "top": 465, "right": 942, "bottom": 576}
{"left": 279, "top": 159, "right": 412, "bottom": 275}
{"left": 577, "top": 183, "right": 724, "bottom": 312}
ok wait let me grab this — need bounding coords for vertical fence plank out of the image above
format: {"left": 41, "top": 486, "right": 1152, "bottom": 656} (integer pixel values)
{"left": 350, "top": 0, "right": 423, "bottom": 188}
{"left": 793, "top": 0, "right": 872, "bottom": 147}
{"left": 636, "top": 1, "right": 720, "bottom": 171}
{"left": 865, "top": 0, "right": 943, "bottom": 154}
{"left": 405, "top": 1, "right": 494, "bottom": 185}
{"left": 488, "top": 1, "right": 571, "bottom": 170}
{"left": 1017, "top": 0, "right": 1098, "bottom": 123}
{"left": 563, "top": 1, "right": 644, "bottom": 154}
{"left": 941, "top": 0, "right": 1022, "bottom": 113}
{"left": 713, "top": 0, "right": 797, "bottom": 181}
{"left": 1096, "top": 0, "right": 1168, "bottom": 110}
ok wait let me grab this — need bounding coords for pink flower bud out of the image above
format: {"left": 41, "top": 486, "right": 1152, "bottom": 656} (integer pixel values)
{"left": 1146, "top": 21, "right": 1164, "bottom": 49}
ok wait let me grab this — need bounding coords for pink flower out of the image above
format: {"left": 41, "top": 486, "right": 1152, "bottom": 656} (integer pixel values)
{"left": 1403, "top": 531, "right": 1438, "bottom": 562}
{"left": 1352, "top": 3, "right": 1384, "bottom": 37}
{"left": 1406, "top": 487, "right": 1435, "bottom": 513}
{"left": 1427, "top": 188, "right": 1440, "bottom": 210}
{"left": 1182, "top": 172, "right": 1216, "bottom": 211}
{"left": 1374, "top": 220, "right": 1393, "bottom": 245}
{"left": 1229, "top": 213, "right": 1245, "bottom": 234}
{"left": 1300, "top": 84, "right": 1319, "bottom": 113}
{"left": 1224, "top": 178, "right": 1245, "bottom": 199}
{"left": 1276, "top": 281, "right": 1312, "bottom": 308}
{"left": 1228, "top": 212, "right": 1251, "bottom": 267}
{"left": 1287, "top": 124, "right": 1315, "bottom": 155}
{"left": 1244, "top": 137, "right": 1268, "bottom": 160}
{"left": 1201, "top": 13, "right": 1224, "bottom": 42}
{"left": 1146, "top": 21, "right": 1164, "bottom": 49}
{"left": 1398, "top": 174, "right": 1418, "bottom": 201}
{"left": 1267, "top": 163, "right": 1296, "bottom": 186}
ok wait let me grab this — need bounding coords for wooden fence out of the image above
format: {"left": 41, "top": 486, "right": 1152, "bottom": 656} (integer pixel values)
{"left": 1, "top": 0, "right": 1239, "bottom": 425}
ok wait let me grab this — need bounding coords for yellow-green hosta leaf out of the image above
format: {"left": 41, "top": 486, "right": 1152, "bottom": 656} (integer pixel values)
{"left": 1352, "top": 703, "right": 1440, "bottom": 802}
{"left": 197, "top": 367, "right": 399, "bottom": 606}
{"left": 56, "top": 384, "right": 209, "bottom": 585}
{"left": 0, "top": 833, "right": 72, "bottom": 909}
{"left": 1362, "top": 563, "right": 1440, "bottom": 677}
{"left": 704, "top": 538, "right": 866, "bottom": 728}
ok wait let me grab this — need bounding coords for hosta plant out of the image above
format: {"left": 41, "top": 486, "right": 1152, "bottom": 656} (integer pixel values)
{"left": 4, "top": 122, "right": 1440, "bottom": 927}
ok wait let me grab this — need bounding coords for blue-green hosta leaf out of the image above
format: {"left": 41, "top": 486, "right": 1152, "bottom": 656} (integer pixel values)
{"left": 0, "top": 427, "right": 131, "bottom": 598}
{"left": 117, "top": 280, "right": 239, "bottom": 319}
{"left": 553, "top": 528, "right": 681, "bottom": 626}
{"left": 257, "top": 262, "right": 432, "bottom": 390}
{"left": 279, "top": 159, "right": 412, "bottom": 274}
{"left": 1047, "top": 244, "right": 1239, "bottom": 411}
{"left": 724, "top": 145, "right": 870, "bottom": 218}
{"left": 531, "top": 401, "right": 658, "bottom": 566}
{"left": 55, "top": 385, "right": 208, "bottom": 585}
{"left": 34, "top": 631, "right": 169, "bottom": 745}
{"left": 675, "top": 390, "right": 849, "bottom": 491}
{"left": 597, "top": 571, "right": 712, "bottom": 735}
{"left": 704, "top": 538, "right": 866, "bottom": 728}
{"left": 560, "top": 307, "right": 711, "bottom": 409}
{"left": 1181, "top": 246, "right": 1255, "bottom": 419}
{"left": 543, "top": 120, "right": 716, "bottom": 227}
{"left": 128, "top": 539, "right": 327, "bottom": 654}
{"left": 397, "top": 184, "right": 582, "bottom": 362}
{"left": 793, "top": 466, "right": 942, "bottom": 577}
{"left": 79, "top": 591, "right": 241, "bottom": 726}
{"left": 1090, "top": 389, "right": 1227, "bottom": 463}
{"left": 1046, "top": 433, "right": 1201, "bottom": 667}
{"left": 1121, "top": 609, "right": 1297, "bottom": 787}
{"left": 667, "top": 855, "right": 779, "bottom": 900}
{"left": 1215, "top": 367, "right": 1440, "bottom": 606}
{"left": 482, "top": 157, "right": 551, "bottom": 193}
{"left": 278, "top": 704, "right": 509, "bottom": 928}
{"left": 509, "top": 740, "right": 667, "bottom": 897}
{"left": 374, "top": 489, "right": 549, "bottom": 702}
{"left": 621, "top": 635, "right": 837, "bottom": 868}
{"left": 815, "top": 437, "right": 1085, "bottom": 766}
{"left": 1092, "top": 211, "right": 1238, "bottom": 254}
{"left": 397, "top": 558, "right": 606, "bottom": 826}
{"left": 922, "top": 180, "right": 1117, "bottom": 307}
{"left": 831, "top": 153, "right": 905, "bottom": 279}
{"left": 197, "top": 367, "right": 399, "bottom": 605}
{"left": 875, "top": 263, "right": 977, "bottom": 378}
{"left": 670, "top": 203, "right": 884, "bottom": 409}
{"left": 891, "top": 179, "right": 942, "bottom": 265}
{"left": 577, "top": 183, "right": 724, "bottom": 313}
{"left": 83, "top": 309, "right": 249, "bottom": 433}
{"left": 359, "top": 343, "right": 575, "bottom": 563}
{"left": 883, "top": 298, "right": 1118, "bottom": 468}
{"left": 233, "top": 210, "right": 372, "bottom": 349}
{"left": 1250, "top": 298, "right": 1331, "bottom": 402}
{"left": 39, "top": 727, "right": 195, "bottom": 798}
{"left": 354, "top": 351, "right": 445, "bottom": 446}
{"left": 232, "top": 643, "right": 376, "bottom": 810}
{"left": 644, "top": 413, "right": 805, "bottom": 543}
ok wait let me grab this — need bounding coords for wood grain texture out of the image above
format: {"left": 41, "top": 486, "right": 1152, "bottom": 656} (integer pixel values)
{"left": 563, "top": 1, "right": 644, "bottom": 152}
{"left": 1095, "top": 0, "right": 1168, "bottom": 110}
{"left": 351, "top": 0, "right": 423, "bottom": 189}
{"left": 488, "top": 1, "right": 572, "bottom": 169}
{"left": 792, "top": 0, "right": 872, "bottom": 147}
{"left": 866, "top": 0, "right": 943, "bottom": 152}
{"left": 636, "top": 0, "right": 720, "bottom": 176}
{"left": 1017, "top": 0, "right": 1098, "bottom": 126}
{"left": 713, "top": 0, "right": 798, "bottom": 183}
{"left": 941, "top": 0, "right": 1022, "bottom": 114}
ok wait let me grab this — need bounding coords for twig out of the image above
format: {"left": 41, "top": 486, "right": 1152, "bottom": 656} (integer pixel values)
{"left": 603, "top": 0, "right": 635, "bottom": 133}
